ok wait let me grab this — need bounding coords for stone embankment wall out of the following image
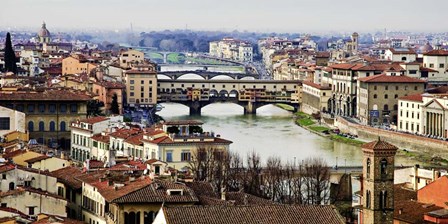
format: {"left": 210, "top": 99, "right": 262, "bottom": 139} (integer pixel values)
{"left": 335, "top": 117, "right": 448, "bottom": 152}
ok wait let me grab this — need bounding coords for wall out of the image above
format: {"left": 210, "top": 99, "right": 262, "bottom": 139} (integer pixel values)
{"left": 335, "top": 117, "right": 448, "bottom": 152}
{"left": 0, "top": 106, "right": 26, "bottom": 136}
{"left": 1, "top": 191, "right": 67, "bottom": 217}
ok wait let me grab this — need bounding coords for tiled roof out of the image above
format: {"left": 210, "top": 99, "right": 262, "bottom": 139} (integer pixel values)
{"left": 93, "top": 176, "right": 151, "bottom": 202}
{"left": 125, "top": 70, "right": 157, "bottom": 74}
{"left": 0, "top": 89, "right": 92, "bottom": 101}
{"left": 109, "top": 128, "right": 142, "bottom": 139}
{"left": 108, "top": 160, "right": 146, "bottom": 171}
{"left": 50, "top": 166, "right": 84, "bottom": 189}
{"left": 124, "top": 133, "right": 144, "bottom": 146}
{"left": 2, "top": 149, "right": 27, "bottom": 159}
{"left": 357, "top": 74, "right": 426, "bottom": 83}
{"left": 0, "top": 187, "right": 65, "bottom": 200}
{"left": 32, "top": 216, "right": 85, "bottom": 224}
{"left": 91, "top": 133, "right": 110, "bottom": 143}
{"left": 88, "top": 160, "right": 105, "bottom": 169}
{"left": 161, "top": 204, "right": 345, "bottom": 224}
{"left": 302, "top": 81, "right": 331, "bottom": 90}
{"left": 79, "top": 116, "right": 109, "bottom": 124}
{"left": 362, "top": 139, "right": 399, "bottom": 151}
{"left": 329, "top": 63, "right": 361, "bottom": 70}
{"left": 389, "top": 48, "right": 416, "bottom": 54}
{"left": 111, "top": 179, "right": 198, "bottom": 204}
{"left": 420, "top": 67, "right": 439, "bottom": 73}
{"left": 94, "top": 81, "right": 125, "bottom": 89}
{"left": 156, "top": 137, "right": 232, "bottom": 145}
{"left": 0, "top": 207, "right": 28, "bottom": 218}
{"left": 424, "top": 49, "right": 448, "bottom": 56}
{"left": 399, "top": 94, "right": 423, "bottom": 102}
{"left": 24, "top": 155, "right": 50, "bottom": 164}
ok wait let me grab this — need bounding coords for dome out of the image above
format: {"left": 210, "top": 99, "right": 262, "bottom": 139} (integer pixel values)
{"left": 38, "top": 22, "right": 51, "bottom": 37}
{"left": 419, "top": 43, "right": 433, "bottom": 53}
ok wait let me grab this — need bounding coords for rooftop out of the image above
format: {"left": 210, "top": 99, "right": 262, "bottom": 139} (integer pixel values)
{"left": 50, "top": 166, "right": 84, "bottom": 189}
{"left": 357, "top": 74, "right": 426, "bottom": 83}
{"left": 399, "top": 93, "right": 423, "bottom": 102}
{"left": 362, "top": 139, "right": 399, "bottom": 151}
{"left": 0, "top": 88, "right": 92, "bottom": 101}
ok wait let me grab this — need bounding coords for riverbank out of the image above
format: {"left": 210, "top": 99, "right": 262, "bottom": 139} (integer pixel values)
{"left": 294, "top": 112, "right": 365, "bottom": 147}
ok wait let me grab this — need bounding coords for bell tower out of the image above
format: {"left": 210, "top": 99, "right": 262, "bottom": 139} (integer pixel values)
{"left": 362, "top": 138, "right": 398, "bottom": 224}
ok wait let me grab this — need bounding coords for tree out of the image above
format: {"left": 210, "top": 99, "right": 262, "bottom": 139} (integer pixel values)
{"left": 110, "top": 93, "right": 120, "bottom": 114}
{"left": 4, "top": 32, "right": 17, "bottom": 74}
{"left": 87, "top": 100, "right": 104, "bottom": 117}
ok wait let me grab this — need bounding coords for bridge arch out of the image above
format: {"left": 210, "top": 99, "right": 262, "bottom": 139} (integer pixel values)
{"left": 219, "top": 90, "right": 229, "bottom": 97}
{"left": 157, "top": 74, "right": 172, "bottom": 80}
{"left": 177, "top": 73, "right": 205, "bottom": 80}
{"left": 240, "top": 76, "right": 256, "bottom": 80}
{"left": 210, "top": 75, "right": 234, "bottom": 80}
{"left": 209, "top": 89, "right": 219, "bottom": 97}
{"left": 229, "top": 90, "right": 239, "bottom": 98}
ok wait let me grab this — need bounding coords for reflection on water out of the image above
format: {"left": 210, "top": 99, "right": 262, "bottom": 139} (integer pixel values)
{"left": 157, "top": 102, "right": 417, "bottom": 166}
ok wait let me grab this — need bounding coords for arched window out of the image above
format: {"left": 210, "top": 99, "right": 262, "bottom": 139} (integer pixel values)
{"left": 28, "top": 121, "right": 34, "bottom": 132}
{"left": 60, "top": 121, "right": 66, "bottom": 132}
{"left": 393, "top": 104, "right": 398, "bottom": 111}
{"left": 373, "top": 94, "right": 377, "bottom": 99}
{"left": 384, "top": 104, "right": 389, "bottom": 111}
{"left": 366, "top": 158, "right": 371, "bottom": 178}
{"left": 381, "top": 159, "right": 388, "bottom": 176}
{"left": 384, "top": 94, "right": 388, "bottom": 99}
{"left": 49, "top": 121, "right": 56, "bottom": 131}
{"left": 39, "top": 121, "right": 45, "bottom": 131}
{"left": 401, "top": 56, "right": 407, "bottom": 61}
{"left": 9, "top": 182, "right": 15, "bottom": 190}
{"left": 380, "top": 190, "right": 387, "bottom": 210}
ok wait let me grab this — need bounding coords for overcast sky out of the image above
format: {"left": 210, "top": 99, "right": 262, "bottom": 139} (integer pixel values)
{"left": 1, "top": 0, "right": 447, "bottom": 33}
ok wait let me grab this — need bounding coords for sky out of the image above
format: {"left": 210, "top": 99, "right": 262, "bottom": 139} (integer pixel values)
{"left": 1, "top": 0, "right": 447, "bottom": 33}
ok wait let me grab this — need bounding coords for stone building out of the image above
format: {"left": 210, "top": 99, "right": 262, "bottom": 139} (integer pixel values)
{"left": 301, "top": 80, "right": 331, "bottom": 114}
{"left": 357, "top": 74, "right": 426, "bottom": 126}
{"left": 0, "top": 88, "right": 92, "bottom": 149}
{"left": 125, "top": 64, "right": 158, "bottom": 108}
{"left": 119, "top": 49, "right": 145, "bottom": 69}
{"left": 361, "top": 139, "right": 398, "bottom": 224}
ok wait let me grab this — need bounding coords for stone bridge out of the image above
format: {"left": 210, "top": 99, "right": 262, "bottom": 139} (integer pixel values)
{"left": 157, "top": 71, "right": 259, "bottom": 80}
{"left": 157, "top": 79, "right": 302, "bottom": 115}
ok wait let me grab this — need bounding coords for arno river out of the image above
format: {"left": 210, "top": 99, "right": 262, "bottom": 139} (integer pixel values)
{"left": 157, "top": 102, "right": 417, "bottom": 166}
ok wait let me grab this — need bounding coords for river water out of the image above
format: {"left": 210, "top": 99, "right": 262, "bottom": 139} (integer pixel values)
{"left": 157, "top": 102, "right": 417, "bottom": 166}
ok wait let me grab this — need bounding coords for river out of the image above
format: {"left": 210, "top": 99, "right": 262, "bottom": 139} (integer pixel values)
{"left": 157, "top": 102, "right": 417, "bottom": 166}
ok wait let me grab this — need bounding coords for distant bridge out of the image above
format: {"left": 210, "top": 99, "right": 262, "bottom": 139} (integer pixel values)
{"left": 157, "top": 71, "right": 259, "bottom": 80}
{"left": 157, "top": 79, "right": 302, "bottom": 115}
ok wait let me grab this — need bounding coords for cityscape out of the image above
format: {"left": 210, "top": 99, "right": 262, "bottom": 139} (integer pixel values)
{"left": 1, "top": 0, "right": 448, "bottom": 224}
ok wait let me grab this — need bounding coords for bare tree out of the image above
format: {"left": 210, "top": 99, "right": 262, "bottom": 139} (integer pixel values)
{"left": 302, "top": 157, "right": 331, "bottom": 205}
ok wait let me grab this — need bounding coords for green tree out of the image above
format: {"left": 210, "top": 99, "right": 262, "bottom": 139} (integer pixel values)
{"left": 4, "top": 32, "right": 17, "bottom": 74}
{"left": 110, "top": 93, "right": 120, "bottom": 114}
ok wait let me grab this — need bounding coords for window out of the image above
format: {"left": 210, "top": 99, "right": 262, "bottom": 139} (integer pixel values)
{"left": 2, "top": 174, "right": 6, "bottom": 179}
{"left": 71, "top": 104, "right": 78, "bottom": 113}
{"left": 1, "top": 203, "right": 6, "bottom": 208}
{"left": 28, "top": 104, "right": 35, "bottom": 113}
{"left": 385, "top": 86, "right": 388, "bottom": 90}
{"left": 181, "top": 151, "right": 191, "bottom": 161}
{"left": 9, "top": 182, "right": 14, "bottom": 190}
{"left": 366, "top": 158, "right": 371, "bottom": 178}
{"left": 396, "top": 86, "right": 399, "bottom": 90}
{"left": 380, "top": 191, "right": 387, "bottom": 210}
{"left": 414, "top": 86, "right": 418, "bottom": 91}
{"left": 60, "top": 104, "right": 67, "bottom": 113}
{"left": 166, "top": 151, "right": 173, "bottom": 162}
{"left": 374, "top": 86, "right": 377, "bottom": 90}
{"left": 60, "top": 121, "right": 66, "bottom": 131}
{"left": 373, "top": 94, "right": 377, "bottom": 99}
{"left": 58, "top": 186, "right": 64, "bottom": 197}
{"left": 130, "top": 86, "right": 134, "bottom": 90}
{"left": 405, "top": 86, "right": 408, "bottom": 90}
{"left": 50, "top": 121, "right": 56, "bottom": 131}
{"left": 384, "top": 94, "right": 388, "bottom": 99}
{"left": 27, "top": 121, "right": 34, "bottom": 132}
{"left": 394, "top": 94, "right": 398, "bottom": 99}
{"left": 380, "top": 159, "right": 388, "bottom": 176}
{"left": 141, "top": 80, "right": 144, "bottom": 84}
{"left": 39, "top": 121, "right": 45, "bottom": 131}
{"left": 38, "top": 104, "right": 45, "bottom": 113}
{"left": 49, "top": 104, "right": 56, "bottom": 113}
{"left": 366, "top": 190, "right": 371, "bottom": 209}
{"left": 383, "top": 104, "right": 389, "bottom": 111}
{"left": 0, "top": 118, "right": 11, "bottom": 130}
{"left": 429, "top": 63, "right": 434, "bottom": 68}
{"left": 130, "top": 92, "right": 134, "bottom": 96}
{"left": 28, "top": 207, "right": 35, "bottom": 216}
{"left": 393, "top": 104, "right": 398, "bottom": 110}
{"left": 440, "top": 64, "right": 445, "bottom": 68}
{"left": 130, "top": 80, "right": 134, "bottom": 84}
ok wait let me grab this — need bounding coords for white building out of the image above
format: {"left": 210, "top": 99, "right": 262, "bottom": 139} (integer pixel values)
{"left": 384, "top": 48, "right": 417, "bottom": 62}
{"left": 0, "top": 106, "right": 26, "bottom": 137}
{"left": 398, "top": 94, "right": 423, "bottom": 134}
{"left": 70, "top": 117, "right": 111, "bottom": 162}
{"left": 209, "top": 38, "right": 253, "bottom": 62}
{"left": 423, "top": 49, "right": 448, "bottom": 77}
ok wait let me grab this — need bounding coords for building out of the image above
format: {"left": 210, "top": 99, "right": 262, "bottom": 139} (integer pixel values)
{"left": 119, "top": 49, "right": 144, "bottom": 69}
{"left": 62, "top": 54, "right": 99, "bottom": 75}
{"left": 301, "top": 81, "right": 331, "bottom": 114}
{"left": 37, "top": 22, "right": 51, "bottom": 44}
{"left": 153, "top": 204, "right": 345, "bottom": 224}
{"left": 421, "top": 93, "right": 448, "bottom": 138}
{"left": 70, "top": 116, "right": 111, "bottom": 162}
{"left": 125, "top": 65, "right": 158, "bottom": 108}
{"left": 0, "top": 88, "right": 92, "bottom": 148}
{"left": 423, "top": 49, "right": 448, "bottom": 76}
{"left": 0, "top": 105, "right": 26, "bottom": 137}
{"left": 209, "top": 38, "right": 253, "bottom": 62}
{"left": 357, "top": 74, "right": 426, "bottom": 126}
{"left": 361, "top": 139, "right": 398, "bottom": 224}
{"left": 50, "top": 166, "right": 84, "bottom": 220}
{"left": 397, "top": 94, "right": 423, "bottom": 134}
{"left": 91, "top": 81, "right": 125, "bottom": 115}
{"left": 384, "top": 48, "right": 417, "bottom": 62}
{"left": 394, "top": 165, "right": 445, "bottom": 191}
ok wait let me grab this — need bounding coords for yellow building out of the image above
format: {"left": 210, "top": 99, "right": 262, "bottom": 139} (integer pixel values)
{"left": 62, "top": 54, "right": 98, "bottom": 75}
{"left": 125, "top": 65, "right": 158, "bottom": 107}
{"left": 119, "top": 49, "right": 145, "bottom": 69}
{"left": 0, "top": 88, "right": 92, "bottom": 149}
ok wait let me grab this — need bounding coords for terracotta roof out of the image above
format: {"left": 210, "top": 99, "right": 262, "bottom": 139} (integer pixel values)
{"left": 92, "top": 176, "right": 151, "bottom": 202}
{"left": 91, "top": 133, "right": 110, "bottom": 144}
{"left": 2, "top": 150, "right": 27, "bottom": 159}
{"left": 358, "top": 74, "right": 426, "bottom": 83}
{"left": 156, "top": 137, "right": 232, "bottom": 145}
{"left": 424, "top": 49, "right": 448, "bottom": 56}
{"left": 399, "top": 94, "right": 423, "bottom": 102}
{"left": 161, "top": 204, "right": 345, "bottom": 224}
{"left": 0, "top": 207, "right": 28, "bottom": 218}
{"left": 24, "top": 155, "right": 50, "bottom": 164}
{"left": 0, "top": 89, "right": 92, "bottom": 101}
{"left": 109, "top": 128, "right": 142, "bottom": 139}
{"left": 329, "top": 63, "right": 361, "bottom": 70}
{"left": 50, "top": 166, "right": 84, "bottom": 189}
{"left": 79, "top": 116, "right": 109, "bottom": 124}
{"left": 0, "top": 164, "right": 15, "bottom": 173}
{"left": 111, "top": 179, "right": 198, "bottom": 204}
{"left": 32, "top": 216, "right": 84, "bottom": 224}
{"left": 108, "top": 160, "right": 146, "bottom": 171}
{"left": 94, "top": 81, "right": 125, "bottom": 89}
{"left": 87, "top": 160, "right": 105, "bottom": 169}
{"left": 362, "top": 139, "right": 399, "bottom": 151}
{"left": 427, "top": 86, "right": 448, "bottom": 94}
{"left": 420, "top": 67, "right": 439, "bottom": 73}
{"left": 302, "top": 81, "right": 331, "bottom": 90}
{"left": 124, "top": 133, "right": 144, "bottom": 146}
{"left": 388, "top": 48, "right": 416, "bottom": 54}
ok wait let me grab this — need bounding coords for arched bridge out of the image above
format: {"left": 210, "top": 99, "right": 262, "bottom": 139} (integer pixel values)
{"left": 157, "top": 71, "right": 259, "bottom": 80}
{"left": 157, "top": 79, "right": 302, "bottom": 115}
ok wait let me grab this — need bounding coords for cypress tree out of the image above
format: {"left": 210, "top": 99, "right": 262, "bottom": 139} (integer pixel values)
{"left": 110, "top": 93, "right": 120, "bottom": 114}
{"left": 4, "top": 32, "right": 17, "bottom": 74}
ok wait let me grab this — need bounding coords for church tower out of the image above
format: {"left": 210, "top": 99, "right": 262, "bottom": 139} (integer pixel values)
{"left": 351, "top": 32, "right": 359, "bottom": 51}
{"left": 362, "top": 138, "right": 398, "bottom": 224}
